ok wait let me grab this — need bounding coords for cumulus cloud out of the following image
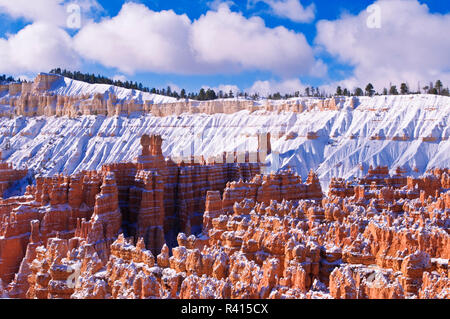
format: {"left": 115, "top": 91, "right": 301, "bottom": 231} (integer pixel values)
{"left": 0, "top": 22, "right": 79, "bottom": 74}
{"left": 0, "top": 0, "right": 102, "bottom": 26}
{"left": 0, "top": 0, "right": 99, "bottom": 74}
{"left": 74, "top": 4, "right": 197, "bottom": 74}
{"left": 217, "top": 84, "right": 241, "bottom": 94}
{"left": 0, "top": 1, "right": 320, "bottom": 80}
{"left": 167, "top": 83, "right": 182, "bottom": 93}
{"left": 74, "top": 2, "right": 318, "bottom": 77}
{"left": 112, "top": 74, "right": 127, "bottom": 82}
{"left": 191, "top": 4, "right": 316, "bottom": 76}
{"left": 203, "top": 84, "right": 241, "bottom": 95}
{"left": 249, "top": 0, "right": 315, "bottom": 23}
{"left": 207, "top": 0, "right": 236, "bottom": 10}
{"left": 247, "top": 78, "right": 306, "bottom": 96}
{"left": 315, "top": 0, "right": 450, "bottom": 90}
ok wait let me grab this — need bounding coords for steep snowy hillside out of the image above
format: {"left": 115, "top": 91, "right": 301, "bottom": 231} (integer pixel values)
{"left": 0, "top": 94, "right": 448, "bottom": 190}
{"left": 0, "top": 73, "right": 179, "bottom": 105}
{"left": 47, "top": 75, "right": 179, "bottom": 104}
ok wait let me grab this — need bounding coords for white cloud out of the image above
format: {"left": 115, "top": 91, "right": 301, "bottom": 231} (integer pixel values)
{"left": 74, "top": 3, "right": 318, "bottom": 77}
{"left": 167, "top": 83, "right": 182, "bottom": 93}
{"left": 247, "top": 78, "right": 306, "bottom": 96}
{"left": 0, "top": 22, "right": 79, "bottom": 74}
{"left": 315, "top": 0, "right": 450, "bottom": 90}
{"left": 203, "top": 84, "right": 241, "bottom": 95}
{"left": 250, "top": 0, "right": 315, "bottom": 23}
{"left": 191, "top": 4, "right": 316, "bottom": 76}
{"left": 0, "top": 0, "right": 101, "bottom": 74}
{"left": 15, "top": 75, "right": 33, "bottom": 82}
{"left": 207, "top": 0, "right": 236, "bottom": 11}
{"left": 112, "top": 74, "right": 127, "bottom": 82}
{"left": 0, "top": 2, "right": 321, "bottom": 80}
{"left": 0, "top": 0, "right": 102, "bottom": 27}
{"left": 217, "top": 84, "right": 240, "bottom": 94}
{"left": 74, "top": 3, "right": 197, "bottom": 74}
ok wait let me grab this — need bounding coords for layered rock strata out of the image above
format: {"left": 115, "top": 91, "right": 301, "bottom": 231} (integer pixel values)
{"left": 13, "top": 165, "right": 448, "bottom": 299}
{"left": 0, "top": 74, "right": 350, "bottom": 118}
{"left": 0, "top": 130, "right": 448, "bottom": 298}
{"left": 0, "top": 135, "right": 263, "bottom": 287}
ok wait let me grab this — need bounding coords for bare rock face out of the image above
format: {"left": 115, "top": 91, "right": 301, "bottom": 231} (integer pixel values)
{"left": 106, "top": 135, "right": 262, "bottom": 249}
{"left": 85, "top": 172, "right": 122, "bottom": 261}
{"left": 7, "top": 220, "right": 42, "bottom": 298}
{"left": 32, "top": 73, "right": 60, "bottom": 93}
{"left": 222, "top": 170, "right": 321, "bottom": 213}
{"left": 203, "top": 191, "right": 223, "bottom": 233}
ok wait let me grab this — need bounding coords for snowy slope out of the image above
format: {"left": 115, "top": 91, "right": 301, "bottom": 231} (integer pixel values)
{"left": 46, "top": 75, "right": 179, "bottom": 104}
{"left": 0, "top": 94, "right": 448, "bottom": 190}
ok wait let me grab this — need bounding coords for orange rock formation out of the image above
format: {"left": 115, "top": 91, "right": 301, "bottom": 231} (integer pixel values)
{"left": 0, "top": 133, "right": 448, "bottom": 299}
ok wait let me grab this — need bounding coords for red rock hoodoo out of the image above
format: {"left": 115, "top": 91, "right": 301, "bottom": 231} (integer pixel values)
{"left": 0, "top": 138, "right": 448, "bottom": 299}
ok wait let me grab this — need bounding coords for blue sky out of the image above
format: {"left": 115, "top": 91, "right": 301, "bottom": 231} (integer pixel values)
{"left": 0, "top": 0, "right": 449, "bottom": 95}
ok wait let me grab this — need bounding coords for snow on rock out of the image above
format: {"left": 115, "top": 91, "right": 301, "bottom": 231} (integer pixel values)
{"left": 48, "top": 76, "right": 178, "bottom": 104}
{"left": 0, "top": 94, "right": 448, "bottom": 190}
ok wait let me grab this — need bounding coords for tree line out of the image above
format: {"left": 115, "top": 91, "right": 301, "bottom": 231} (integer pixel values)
{"left": 49, "top": 69, "right": 331, "bottom": 101}
{"left": 3, "top": 70, "right": 450, "bottom": 100}
{"left": 335, "top": 80, "right": 449, "bottom": 97}
{"left": 0, "top": 74, "right": 23, "bottom": 84}
{"left": 49, "top": 68, "right": 246, "bottom": 101}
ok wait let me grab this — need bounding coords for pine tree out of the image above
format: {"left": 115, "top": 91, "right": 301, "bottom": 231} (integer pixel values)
{"left": 206, "top": 89, "right": 217, "bottom": 100}
{"left": 273, "top": 92, "right": 282, "bottom": 100}
{"left": 365, "top": 83, "right": 374, "bottom": 96}
{"left": 305, "top": 87, "right": 310, "bottom": 97}
{"left": 343, "top": 88, "right": 349, "bottom": 96}
{"left": 336, "top": 86, "right": 343, "bottom": 96}
{"left": 400, "top": 83, "right": 409, "bottom": 95}
{"left": 198, "top": 88, "right": 206, "bottom": 101}
{"left": 435, "top": 80, "right": 443, "bottom": 95}
{"left": 429, "top": 87, "right": 438, "bottom": 95}
{"left": 389, "top": 85, "right": 398, "bottom": 95}
{"left": 354, "top": 87, "right": 364, "bottom": 96}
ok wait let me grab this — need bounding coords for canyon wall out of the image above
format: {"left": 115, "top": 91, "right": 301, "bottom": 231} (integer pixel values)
{"left": 2, "top": 159, "right": 448, "bottom": 299}
{"left": 0, "top": 134, "right": 266, "bottom": 291}
{"left": 0, "top": 75, "right": 448, "bottom": 299}
{"left": 0, "top": 74, "right": 345, "bottom": 118}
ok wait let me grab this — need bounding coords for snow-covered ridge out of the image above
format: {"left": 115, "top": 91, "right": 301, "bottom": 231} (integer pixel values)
{"left": 0, "top": 73, "right": 179, "bottom": 105}
{"left": 0, "top": 94, "right": 448, "bottom": 191}
{"left": 2, "top": 74, "right": 448, "bottom": 118}
{"left": 48, "top": 75, "right": 179, "bottom": 104}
